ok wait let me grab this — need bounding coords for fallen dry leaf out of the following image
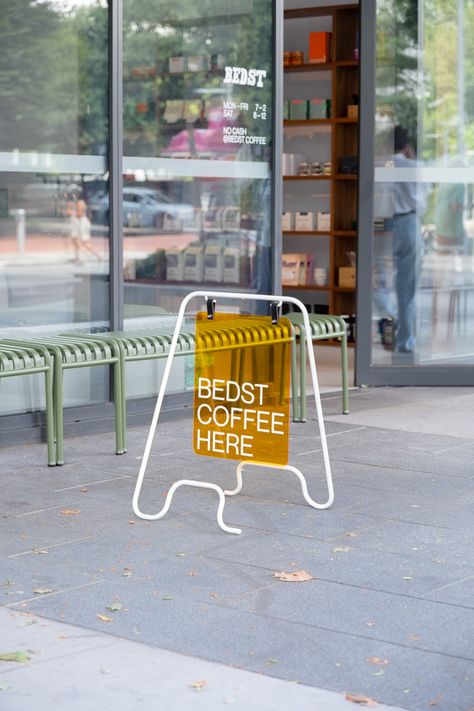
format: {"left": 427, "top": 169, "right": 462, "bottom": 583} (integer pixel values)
{"left": 32, "top": 588, "right": 53, "bottom": 595}
{"left": 128, "top": 520, "right": 136, "bottom": 525}
{"left": 273, "top": 570, "right": 314, "bottom": 583}
{"left": 366, "top": 657, "right": 388, "bottom": 666}
{"left": 0, "top": 651, "right": 31, "bottom": 663}
{"left": 428, "top": 695, "right": 443, "bottom": 707}
{"left": 188, "top": 571, "right": 198, "bottom": 577}
{"left": 409, "top": 635, "right": 421, "bottom": 641}
{"left": 96, "top": 614, "right": 113, "bottom": 622}
{"left": 60, "top": 509, "right": 80, "bottom": 516}
{"left": 345, "top": 693, "right": 378, "bottom": 706}
{"left": 333, "top": 546, "right": 350, "bottom": 553}
{"left": 346, "top": 532, "right": 357, "bottom": 538}
{"left": 189, "top": 680, "right": 207, "bottom": 690}
{"left": 80, "top": 488, "right": 88, "bottom": 494}
{"left": 106, "top": 602, "right": 123, "bottom": 612}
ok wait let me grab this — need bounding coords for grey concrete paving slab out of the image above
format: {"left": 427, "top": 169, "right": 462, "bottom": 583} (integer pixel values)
{"left": 227, "top": 576, "right": 474, "bottom": 659}
{"left": 327, "top": 388, "right": 474, "bottom": 439}
{"left": 330, "top": 517, "right": 474, "bottom": 568}
{"left": 424, "top": 574, "right": 474, "bottom": 607}
{"left": 0, "top": 608, "right": 405, "bottom": 711}
{"left": 2, "top": 385, "right": 474, "bottom": 711}
{"left": 222, "top": 496, "right": 382, "bottom": 541}
{"left": 330, "top": 460, "right": 474, "bottom": 499}
{"left": 203, "top": 533, "right": 474, "bottom": 597}
{"left": 11, "top": 591, "right": 474, "bottom": 711}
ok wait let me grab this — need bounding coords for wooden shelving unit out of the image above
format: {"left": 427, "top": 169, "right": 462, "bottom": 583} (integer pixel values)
{"left": 282, "top": 3, "right": 359, "bottom": 339}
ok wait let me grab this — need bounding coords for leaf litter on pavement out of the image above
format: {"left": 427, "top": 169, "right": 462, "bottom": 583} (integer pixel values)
{"left": 273, "top": 570, "right": 314, "bottom": 582}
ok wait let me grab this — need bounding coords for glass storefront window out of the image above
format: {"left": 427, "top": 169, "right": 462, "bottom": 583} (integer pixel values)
{"left": 122, "top": 0, "right": 274, "bottom": 323}
{"left": 0, "top": 1, "right": 110, "bottom": 414}
{"left": 371, "top": 0, "right": 474, "bottom": 366}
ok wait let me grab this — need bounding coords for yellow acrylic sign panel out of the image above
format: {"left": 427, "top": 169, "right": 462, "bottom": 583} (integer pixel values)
{"left": 193, "top": 312, "right": 292, "bottom": 465}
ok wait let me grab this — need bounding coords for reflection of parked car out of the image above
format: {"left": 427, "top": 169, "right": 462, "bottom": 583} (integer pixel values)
{"left": 89, "top": 187, "right": 195, "bottom": 228}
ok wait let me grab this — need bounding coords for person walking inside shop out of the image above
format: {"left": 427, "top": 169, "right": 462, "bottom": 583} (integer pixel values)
{"left": 392, "top": 125, "right": 425, "bottom": 357}
{"left": 67, "top": 191, "right": 101, "bottom": 263}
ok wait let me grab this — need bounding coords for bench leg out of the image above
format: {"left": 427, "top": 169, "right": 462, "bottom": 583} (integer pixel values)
{"left": 299, "top": 326, "right": 307, "bottom": 422}
{"left": 341, "top": 329, "right": 349, "bottom": 415}
{"left": 54, "top": 359, "right": 64, "bottom": 466}
{"left": 290, "top": 333, "right": 299, "bottom": 422}
{"left": 114, "top": 357, "right": 126, "bottom": 455}
{"left": 44, "top": 367, "right": 56, "bottom": 466}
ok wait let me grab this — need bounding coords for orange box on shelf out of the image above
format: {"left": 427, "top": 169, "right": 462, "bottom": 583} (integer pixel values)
{"left": 309, "top": 32, "right": 332, "bottom": 64}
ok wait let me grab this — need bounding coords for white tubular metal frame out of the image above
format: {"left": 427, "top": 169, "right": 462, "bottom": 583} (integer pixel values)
{"left": 132, "top": 291, "right": 334, "bottom": 535}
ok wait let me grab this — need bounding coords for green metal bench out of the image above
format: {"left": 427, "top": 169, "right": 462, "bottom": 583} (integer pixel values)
{"left": 2, "top": 336, "right": 124, "bottom": 465}
{"left": 285, "top": 313, "right": 349, "bottom": 421}
{"left": 0, "top": 343, "right": 55, "bottom": 466}
{"left": 67, "top": 319, "right": 300, "bottom": 443}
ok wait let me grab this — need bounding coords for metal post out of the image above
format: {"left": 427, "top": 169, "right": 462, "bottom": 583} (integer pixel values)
{"left": 15, "top": 209, "right": 26, "bottom": 255}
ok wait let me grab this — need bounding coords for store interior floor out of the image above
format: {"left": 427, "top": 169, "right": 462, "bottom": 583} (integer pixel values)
{"left": 313, "top": 343, "right": 355, "bottom": 393}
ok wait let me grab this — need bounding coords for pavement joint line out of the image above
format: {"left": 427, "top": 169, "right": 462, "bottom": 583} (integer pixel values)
{"left": 424, "top": 573, "right": 474, "bottom": 596}
{"left": 4, "top": 579, "right": 106, "bottom": 607}
{"left": 225, "top": 606, "right": 474, "bottom": 664}
{"left": 15, "top": 504, "right": 77, "bottom": 517}
{"left": 8, "top": 536, "right": 95, "bottom": 558}
{"left": 330, "top": 455, "right": 474, "bottom": 480}
{"left": 54, "top": 475, "right": 131, "bottom": 492}
{"left": 296, "top": 428, "right": 368, "bottom": 456}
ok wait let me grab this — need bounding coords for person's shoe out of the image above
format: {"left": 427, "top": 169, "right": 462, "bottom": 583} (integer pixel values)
{"left": 379, "top": 317, "right": 395, "bottom": 350}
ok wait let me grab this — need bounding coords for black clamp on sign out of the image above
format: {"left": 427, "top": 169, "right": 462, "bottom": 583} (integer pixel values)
{"left": 206, "top": 298, "right": 216, "bottom": 320}
{"left": 270, "top": 301, "right": 282, "bottom": 325}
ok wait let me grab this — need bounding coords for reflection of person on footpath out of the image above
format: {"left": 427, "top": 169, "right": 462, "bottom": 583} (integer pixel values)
{"left": 67, "top": 192, "right": 101, "bottom": 263}
{"left": 392, "top": 125, "right": 425, "bottom": 356}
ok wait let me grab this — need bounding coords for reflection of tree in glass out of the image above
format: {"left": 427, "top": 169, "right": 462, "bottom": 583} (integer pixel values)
{"left": 0, "top": 0, "right": 108, "bottom": 155}
{"left": 123, "top": 0, "right": 273, "bottom": 158}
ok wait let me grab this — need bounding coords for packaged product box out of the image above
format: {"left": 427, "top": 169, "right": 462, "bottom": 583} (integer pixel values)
{"left": 295, "top": 212, "right": 315, "bottom": 231}
{"left": 309, "top": 32, "right": 332, "bottom": 64}
{"left": 289, "top": 99, "right": 308, "bottom": 121}
{"left": 184, "top": 245, "right": 204, "bottom": 282}
{"left": 282, "top": 254, "right": 302, "bottom": 286}
{"left": 163, "top": 100, "right": 184, "bottom": 123}
{"left": 223, "top": 247, "right": 240, "bottom": 283}
{"left": 309, "top": 98, "right": 330, "bottom": 119}
{"left": 338, "top": 266, "right": 356, "bottom": 288}
{"left": 283, "top": 100, "right": 290, "bottom": 120}
{"left": 169, "top": 56, "right": 186, "bottom": 73}
{"left": 165, "top": 247, "right": 185, "bottom": 281}
{"left": 187, "top": 55, "right": 206, "bottom": 72}
{"left": 347, "top": 104, "right": 359, "bottom": 119}
{"left": 222, "top": 206, "right": 241, "bottom": 231}
{"left": 317, "top": 211, "right": 331, "bottom": 231}
{"left": 203, "top": 245, "right": 223, "bottom": 282}
{"left": 282, "top": 253, "right": 310, "bottom": 285}
{"left": 282, "top": 212, "right": 293, "bottom": 231}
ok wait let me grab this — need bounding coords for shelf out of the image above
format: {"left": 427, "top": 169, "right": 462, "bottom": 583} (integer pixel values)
{"left": 333, "top": 174, "right": 357, "bottom": 180}
{"left": 334, "top": 117, "right": 358, "bottom": 124}
{"left": 283, "top": 230, "right": 330, "bottom": 236}
{"left": 334, "top": 286, "right": 356, "bottom": 293}
{"left": 334, "top": 230, "right": 357, "bottom": 237}
{"left": 283, "top": 175, "right": 331, "bottom": 181}
{"left": 284, "top": 62, "right": 332, "bottom": 73}
{"left": 282, "top": 284, "right": 331, "bottom": 291}
{"left": 335, "top": 60, "right": 359, "bottom": 67}
{"left": 284, "top": 119, "right": 332, "bottom": 127}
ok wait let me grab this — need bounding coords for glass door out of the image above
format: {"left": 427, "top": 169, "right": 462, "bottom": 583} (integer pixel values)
{"left": 357, "top": 0, "right": 474, "bottom": 384}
